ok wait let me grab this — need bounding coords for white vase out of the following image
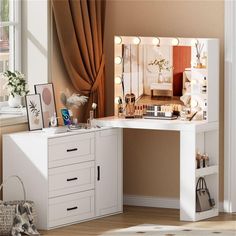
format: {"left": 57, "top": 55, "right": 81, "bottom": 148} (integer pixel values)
{"left": 8, "top": 94, "right": 22, "bottom": 108}
{"left": 158, "top": 72, "right": 164, "bottom": 83}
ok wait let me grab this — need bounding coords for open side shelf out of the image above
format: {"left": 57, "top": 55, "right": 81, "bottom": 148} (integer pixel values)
{"left": 195, "top": 165, "right": 219, "bottom": 178}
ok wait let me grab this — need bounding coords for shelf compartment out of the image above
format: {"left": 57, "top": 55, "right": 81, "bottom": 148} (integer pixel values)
{"left": 195, "top": 207, "right": 219, "bottom": 221}
{"left": 195, "top": 165, "right": 218, "bottom": 178}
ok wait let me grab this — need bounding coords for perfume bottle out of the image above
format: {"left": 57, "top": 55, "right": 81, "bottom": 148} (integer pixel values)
{"left": 50, "top": 112, "right": 58, "bottom": 127}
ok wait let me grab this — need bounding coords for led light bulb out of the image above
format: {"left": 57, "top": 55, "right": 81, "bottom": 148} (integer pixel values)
{"left": 133, "top": 37, "right": 141, "bottom": 45}
{"left": 115, "top": 76, "right": 122, "bottom": 84}
{"left": 114, "top": 36, "right": 122, "bottom": 45}
{"left": 191, "top": 98, "right": 198, "bottom": 108}
{"left": 152, "top": 37, "right": 160, "bottom": 45}
{"left": 115, "top": 56, "right": 122, "bottom": 64}
{"left": 171, "top": 38, "right": 179, "bottom": 46}
{"left": 191, "top": 38, "right": 199, "bottom": 46}
{"left": 115, "top": 96, "right": 120, "bottom": 104}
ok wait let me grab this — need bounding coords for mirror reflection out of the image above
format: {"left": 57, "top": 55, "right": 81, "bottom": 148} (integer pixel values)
{"left": 120, "top": 42, "right": 194, "bottom": 105}
{"left": 114, "top": 36, "right": 208, "bottom": 120}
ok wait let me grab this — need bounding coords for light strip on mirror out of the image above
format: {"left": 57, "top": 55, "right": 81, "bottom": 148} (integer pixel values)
{"left": 171, "top": 38, "right": 179, "bottom": 46}
{"left": 115, "top": 76, "right": 122, "bottom": 84}
{"left": 152, "top": 37, "right": 160, "bottom": 46}
{"left": 114, "top": 36, "right": 205, "bottom": 46}
{"left": 115, "top": 96, "right": 121, "bottom": 104}
{"left": 114, "top": 36, "right": 122, "bottom": 45}
{"left": 115, "top": 56, "right": 122, "bottom": 64}
{"left": 133, "top": 37, "right": 141, "bottom": 45}
{"left": 191, "top": 38, "right": 199, "bottom": 46}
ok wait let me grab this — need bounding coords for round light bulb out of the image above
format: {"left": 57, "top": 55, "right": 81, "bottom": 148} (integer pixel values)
{"left": 115, "top": 76, "right": 122, "bottom": 84}
{"left": 191, "top": 98, "right": 198, "bottom": 108}
{"left": 133, "top": 37, "right": 141, "bottom": 45}
{"left": 191, "top": 38, "right": 199, "bottom": 46}
{"left": 171, "top": 38, "right": 179, "bottom": 46}
{"left": 114, "top": 36, "right": 122, "bottom": 45}
{"left": 152, "top": 37, "right": 160, "bottom": 45}
{"left": 115, "top": 56, "right": 122, "bottom": 64}
{"left": 115, "top": 96, "right": 120, "bottom": 104}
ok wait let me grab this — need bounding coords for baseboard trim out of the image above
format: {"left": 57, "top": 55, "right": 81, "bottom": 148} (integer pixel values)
{"left": 124, "top": 194, "right": 224, "bottom": 212}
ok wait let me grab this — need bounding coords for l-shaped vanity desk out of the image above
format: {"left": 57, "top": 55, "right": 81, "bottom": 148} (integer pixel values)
{"left": 3, "top": 117, "right": 219, "bottom": 230}
{"left": 94, "top": 116, "right": 219, "bottom": 222}
{"left": 3, "top": 37, "right": 219, "bottom": 229}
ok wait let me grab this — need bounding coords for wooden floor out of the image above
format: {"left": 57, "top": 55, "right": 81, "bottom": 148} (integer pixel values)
{"left": 41, "top": 206, "right": 236, "bottom": 235}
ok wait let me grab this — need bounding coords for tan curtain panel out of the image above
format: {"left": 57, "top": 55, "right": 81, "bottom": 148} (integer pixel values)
{"left": 52, "top": 0, "right": 106, "bottom": 119}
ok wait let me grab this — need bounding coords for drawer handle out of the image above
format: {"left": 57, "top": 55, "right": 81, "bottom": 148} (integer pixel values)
{"left": 97, "top": 166, "right": 100, "bottom": 181}
{"left": 67, "top": 148, "right": 78, "bottom": 152}
{"left": 67, "top": 177, "right": 78, "bottom": 182}
{"left": 67, "top": 206, "right": 78, "bottom": 211}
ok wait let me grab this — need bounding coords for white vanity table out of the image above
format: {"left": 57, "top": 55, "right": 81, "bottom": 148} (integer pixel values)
{"left": 111, "top": 36, "right": 219, "bottom": 221}
{"left": 2, "top": 36, "right": 219, "bottom": 230}
{"left": 94, "top": 117, "right": 219, "bottom": 222}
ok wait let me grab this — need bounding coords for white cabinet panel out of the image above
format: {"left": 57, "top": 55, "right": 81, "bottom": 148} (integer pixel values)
{"left": 96, "top": 129, "right": 123, "bottom": 216}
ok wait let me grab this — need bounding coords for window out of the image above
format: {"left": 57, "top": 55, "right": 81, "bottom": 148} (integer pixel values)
{"left": 0, "top": 0, "right": 21, "bottom": 101}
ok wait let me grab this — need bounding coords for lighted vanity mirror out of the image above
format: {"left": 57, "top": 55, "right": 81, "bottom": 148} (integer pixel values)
{"left": 114, "top": 36, "right": 219, "bottom": 122}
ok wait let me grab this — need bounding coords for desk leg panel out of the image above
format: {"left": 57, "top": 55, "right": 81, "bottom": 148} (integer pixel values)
{"left": 180, "top": 130, "right": 196, "bottom": 221}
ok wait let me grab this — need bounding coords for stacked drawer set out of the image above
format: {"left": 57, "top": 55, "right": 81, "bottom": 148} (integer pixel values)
{"left": 3, "top": 127, "right": 122, "bottom": 230}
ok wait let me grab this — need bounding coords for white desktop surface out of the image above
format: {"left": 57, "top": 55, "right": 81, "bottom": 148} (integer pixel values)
{"left": 95, "top": 116, "right": 218, "bottom": 132}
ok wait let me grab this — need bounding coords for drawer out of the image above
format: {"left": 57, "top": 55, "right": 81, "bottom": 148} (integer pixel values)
{"left": 49, "top": 190, "right": 94, "bottom": 228}
{"left": 48, "top": 133, "right": 95, "bottom": 168}
{"left": 49, "top": 162, "right": 95, "bottom": 198}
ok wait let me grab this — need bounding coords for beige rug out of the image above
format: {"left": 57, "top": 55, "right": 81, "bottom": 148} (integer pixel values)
{"left": 102, "top": 224, "right": 236, "bottom": 236}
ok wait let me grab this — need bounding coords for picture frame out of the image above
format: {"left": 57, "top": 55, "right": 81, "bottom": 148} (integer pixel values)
{"left": 34, "top": 83, "right": 57, "bottom": 128}
{"left": 25, "top": 94, "right": 44, "bottom": 131}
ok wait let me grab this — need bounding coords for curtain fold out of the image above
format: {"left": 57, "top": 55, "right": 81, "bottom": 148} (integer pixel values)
{"left": 52, "top": 0, "right": 106, "bottom": 120}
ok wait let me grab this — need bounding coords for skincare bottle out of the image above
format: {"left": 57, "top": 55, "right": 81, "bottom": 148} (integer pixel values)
{"left": 201, "top": 52, "right": 207, "bottom": 68}
{"left": 118, "top": 97, "right": 124, "bottom": 118}
{"left": 140, "top": 106, "right": 143, "bottom": 118}
{"left": 196, "top": 152, "right": 202, "bottom": 169}
{"left": 202, "top": 153, "right": 209, "bottom": 167}
{"left": 143, "top": 105, "right": 147, "bottom": 116}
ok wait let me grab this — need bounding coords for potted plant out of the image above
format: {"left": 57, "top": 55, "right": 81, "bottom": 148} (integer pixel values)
{"left": 1, "top": 70, "right": 29, "bottom": 107}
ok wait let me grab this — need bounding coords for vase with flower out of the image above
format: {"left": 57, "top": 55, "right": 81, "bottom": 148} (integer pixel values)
{"left": 1, "top": 70, "right": 29, "bottom": 107}
{"left": 148, "top": 58, "right": 172, "bottom": 83}
{"left": 60, "top": 89, "right": 88, "bottom": 125}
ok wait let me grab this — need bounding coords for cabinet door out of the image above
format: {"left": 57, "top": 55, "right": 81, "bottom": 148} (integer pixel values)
{"left": 95, "top": 128, "right": 122, "bottom": 216}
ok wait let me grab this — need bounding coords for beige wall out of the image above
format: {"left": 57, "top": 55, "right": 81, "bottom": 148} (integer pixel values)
{"left": 104, "top": 0, "right": 224, "bottom": 200}
{"left": 51, "top": 0, "right": 224, "bottom": 200}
